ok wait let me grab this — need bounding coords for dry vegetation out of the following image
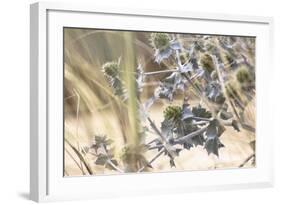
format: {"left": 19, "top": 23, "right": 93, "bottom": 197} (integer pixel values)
{"left": 63, "top": 28, "right": 255, "bottom": 176}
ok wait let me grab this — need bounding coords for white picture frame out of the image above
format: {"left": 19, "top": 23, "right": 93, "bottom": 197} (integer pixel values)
{"left": 30, "top": 1, "right": 274, "bottom": 202}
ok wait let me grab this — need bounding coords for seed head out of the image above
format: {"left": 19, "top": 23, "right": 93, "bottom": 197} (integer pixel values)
{"left": 200, "top": 53, "right": 215, "bottom": 74}
{"left": 236, "top": 67, "right": 252, "bottom": 84}
{"left": 150, "top": 33, "right": 171, "bottom": 51}
{"left": 164, "top": 106, "right": 182, "bottom": 120}
{"left": 102, "top": 61, "right": 119, "bottom": 78}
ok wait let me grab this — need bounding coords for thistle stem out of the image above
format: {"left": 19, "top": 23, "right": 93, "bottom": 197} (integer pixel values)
{"left": 173, "top": 124, "right": 209, "bottom": 144}
{"left": 147, "top": 138, "right": 158, "bottom": 145}
{"left": 192, "top": 116, "right": 212, "bottom": 121}
{"left": 147, "top": 117, "right": 167, "bottom": 143}
{"left": 144, "top": 69, "right": 177, "bottom": 76}
{"left": 106, "top": 160, "right": 125, "bottom": 173}
{"left": 100, "top": 143, "right": 125, "bottom": 173}
{"left": 149, "top": 145, "right": 164, "bottom": 150}
{"left": 211, "top": 54, "right": 242, "bottom": 124}
{"left": 146, "top": 116, "right": 176, "bottom": 158}
{"left": 138, "top": 150, "right": 165, "bottom": 172}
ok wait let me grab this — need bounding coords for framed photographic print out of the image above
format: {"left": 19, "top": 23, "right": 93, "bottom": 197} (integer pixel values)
{"left": 30, "top": 2, "right": 274, "bottom": 202}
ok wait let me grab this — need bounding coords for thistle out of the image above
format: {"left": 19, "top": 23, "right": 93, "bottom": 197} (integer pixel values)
{"left": 236, "top": 67, "right": 252, "bottom": 84}
{"left": 179, "top": 52, "right": 189, "bottom": 65}
{"left": 101, "top": 59, "right": 127, "bottom": 99}
{"left": 200, "top": 53, "right": 215, "bottom": 74}
{"left": 150, "top": 33, "right": 171, "bottom": 51}
{"left": 70, "top": 33, "right": 256, "bottom": 175}
{"left": 163, "top": 105, "right": 182, "bottom": 121}
{"left": 102, "top": 61, "right": 120, "bottom": 78}
{"left": 236, "top": 67, "right": 254, "bottom": 91}
{"left": 150, "top": 33, "right": 181, "bottom": 64}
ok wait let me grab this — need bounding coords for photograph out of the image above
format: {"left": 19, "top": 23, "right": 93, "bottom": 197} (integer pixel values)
{"left": 63, "top": 27, "right": 256, "bottom": 176}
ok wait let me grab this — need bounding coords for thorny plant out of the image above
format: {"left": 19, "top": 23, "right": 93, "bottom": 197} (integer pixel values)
{"left": 66, "top": 33, "right": 256, "bottom": 174}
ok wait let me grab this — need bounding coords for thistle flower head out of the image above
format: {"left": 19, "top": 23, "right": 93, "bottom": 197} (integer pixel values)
{"left": 151, "top": 33, "right": 171, "bottom": 51}
{"left": 101, "top": 59, "right": 127, "bottom": 99}
{"left": 200, "top": 53, "right": 215, "bottom": 74}
{"left": 236, "top": 67, "right": 254, "bottom": 91}
{"left": 236, "top": 67, "right": 252, "bottom": 84}
{"left": 102, "top": 61, "right": 120, "bottom": 78}
{"left": 164, "top": 105, "right": 182, "bottom": 121}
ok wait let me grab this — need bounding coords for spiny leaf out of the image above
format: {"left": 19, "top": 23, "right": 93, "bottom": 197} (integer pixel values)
{"left": 232, "top": 120, "right": 240, "bottom": 131}
{"left": 181, "top": 104, "right": 194, "bottom": 121}
{"left": 90, "top": 144, "right": 99, "bottom": 153}
{"left": 104, "top": 159, "right": 118, "bottom": 170}
{"left": 155, "top": 83, "right": 174, "bottom": 101}
{"left": 170, "top": 159, "right": 176, "bottom": 168}
{"left": 95, "top": 135, "right": 112, "bottom": 145}
{"left": 205, "top": 81, "right": 225, "bottom": 104}
{"left": 175, "top": 148, "right": 182, "bottom": 155}
{"left": 205, "top": 138, "right": 219, "bottom": 156}
{"left": 154, "top": 72, "right": 186, "bottom": 101}
{"left": 176, "top": 118, "right": 198, "bottom": 138}
{"left": 220, "top": 110, "right": 233, "bottom": 120}
{"left": 191, "top": 134, "right": 205, "bottom": 147}
{"left": 183, "top": 142, "right": 193, "bottom": 150}
{"left": 95, "top": 154, "right": 108, "bottom": 166}
{"left": 204, "top": 120, "right": 225, "bottom": 156}
{"left": 161, "top": 118, "right": 174, "bottom": 140}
